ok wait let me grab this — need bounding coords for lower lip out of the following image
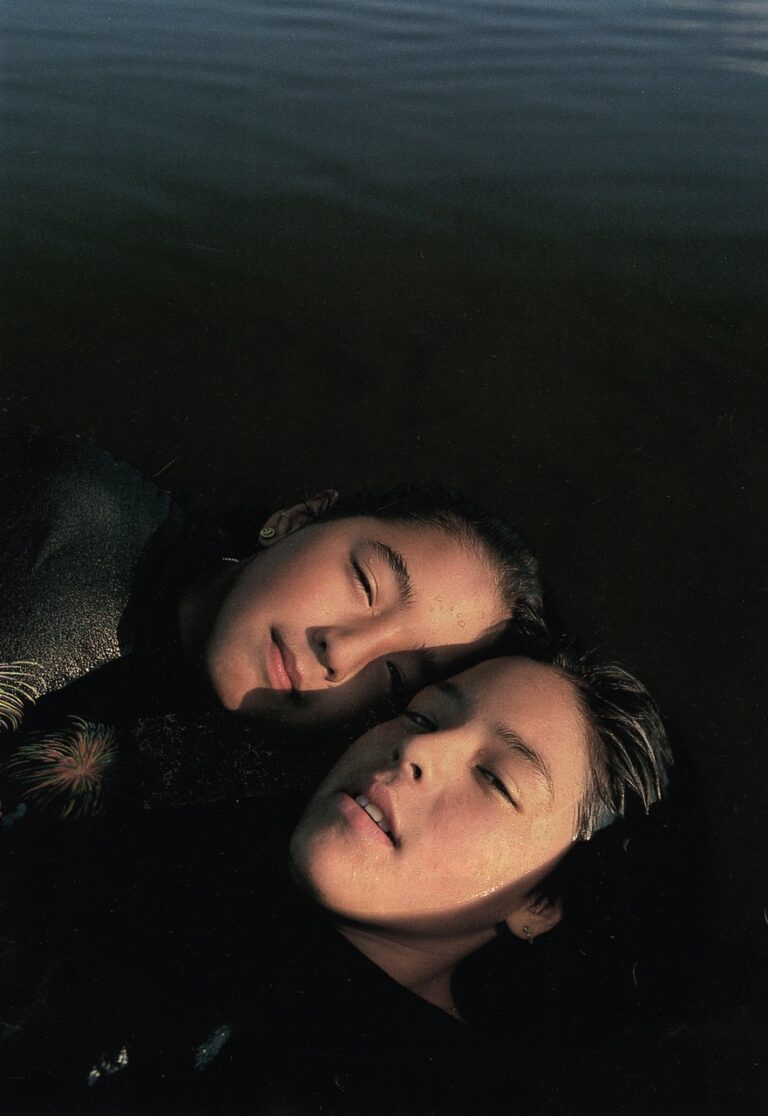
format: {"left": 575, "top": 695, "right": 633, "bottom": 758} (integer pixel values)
{"left": 336, "top": 792, "right": 394, "bottom": 847}
{"left": 266, "top": 633, "right": 293, "bottom": 692}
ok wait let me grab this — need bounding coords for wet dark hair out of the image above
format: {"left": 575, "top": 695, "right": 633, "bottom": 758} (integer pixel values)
{"left": 320, "top": 483, "right": 543, "bottom": 627}
{"left": 487, "top": 632, "right": 674, "bottom": 929}
{"left": 558, "top": 648, "right": 671, "bottom": 841}
{"left": 513, "top": 635, "right": 672, "bottom": 842}
{"left": 454, "top": 641, "right": 680, "bottom": 1036}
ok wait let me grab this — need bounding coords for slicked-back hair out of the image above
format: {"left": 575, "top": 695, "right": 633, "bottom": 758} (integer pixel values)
{"left": 319, "top": 483, "right": 543, "bottom": 628}
{"left": 559, "top": 649, "right": 671, "bottom": 841}
{"left": 515, "top": 635, "right": 672, "bottom": 841}
{"left": 498, "top": 634, "right": 674, "bottom": 921}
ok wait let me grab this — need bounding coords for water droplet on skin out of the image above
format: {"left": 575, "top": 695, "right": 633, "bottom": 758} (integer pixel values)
{"left": 458, "top": 619, "right": 465, "bottom": 628}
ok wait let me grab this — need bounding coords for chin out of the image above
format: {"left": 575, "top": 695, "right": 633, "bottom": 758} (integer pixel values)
{"left": 287, "top": 828, "right": 325, "bottom": 900}
{"left": 212, "top": 681, "right": 244, "bottom": 713}
{"left": 206, "top": 652, "right": 261, "bottom": 715}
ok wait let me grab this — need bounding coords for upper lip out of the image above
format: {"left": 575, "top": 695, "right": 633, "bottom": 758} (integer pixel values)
{"left": 271, "top": 629, "right": 301, "bottom": 691}
{"left": 354, "top": 779, "right": 399, "bottom": 846}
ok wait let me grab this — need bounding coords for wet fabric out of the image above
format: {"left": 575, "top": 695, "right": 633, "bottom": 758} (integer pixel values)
{"left": 0, "top": 429, "right": 337, "bottom": 1075}
{"left": 0, "top": 427, "right": 329, "bottom": 818}
{"left": 1, "top": 855, "right": 545, "bottom": 1116}
{"left": 3, "top": 829, "right": 723, "bottom": 1116}
{"left": 0, "top": 426, "right": 219, "bottom": 811}
{"left": 0, "top": 427, "right": 201, "bottom": 700}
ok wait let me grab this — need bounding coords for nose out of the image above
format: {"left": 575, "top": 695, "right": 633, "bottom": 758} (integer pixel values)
{"left": 390, "top": 729, "right": 461, "bottom": 787}
{"left": 308, "top": 620, "right": 404, "bottom": 684}
{"left": 390, "top": 740, "right": 423, "bottom": 782}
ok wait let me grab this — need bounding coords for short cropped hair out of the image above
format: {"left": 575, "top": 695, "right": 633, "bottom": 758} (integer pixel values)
{"left": 321, "top": 483, "right": 543, "bottom": 628}
{"left": 517, "top": 636, "right": 672, "bottom": 841}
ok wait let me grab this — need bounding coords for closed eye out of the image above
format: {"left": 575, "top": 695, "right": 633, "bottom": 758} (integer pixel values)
{"left": 476, "top": 767, "right": 517, "bottom": 808}
{"left": 352, "top": 560, "right": 373, "bottom": 606}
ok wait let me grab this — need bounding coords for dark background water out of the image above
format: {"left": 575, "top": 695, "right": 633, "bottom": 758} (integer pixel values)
{"left": 1, "top": 0, "right": 766, "bottom": 1089}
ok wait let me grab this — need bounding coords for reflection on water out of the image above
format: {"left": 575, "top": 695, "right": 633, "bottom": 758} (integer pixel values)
{"left": 2, "top": 0, "right": 768, "bottom": 241}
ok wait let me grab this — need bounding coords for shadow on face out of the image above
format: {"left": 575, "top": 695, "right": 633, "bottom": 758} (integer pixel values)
{"left": 195, "top": 516, "right": 513, "bottom": 731}
{"left": 289, "top": 657, "right": 590, "bottom": 941}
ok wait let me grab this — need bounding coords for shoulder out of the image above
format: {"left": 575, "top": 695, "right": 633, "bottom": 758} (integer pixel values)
{"left": 0, "top": 429, "right": 175, "bottom": 697}
{"left": 0, "top": 426, "right": 171, "bottom": 536}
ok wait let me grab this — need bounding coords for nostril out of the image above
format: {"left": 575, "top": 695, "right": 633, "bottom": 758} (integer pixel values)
{"left": 410, "top": 762, "right": 422, "bottom": 781}
{"left": 310, "top": 629, "right": 332, "bottom": 672}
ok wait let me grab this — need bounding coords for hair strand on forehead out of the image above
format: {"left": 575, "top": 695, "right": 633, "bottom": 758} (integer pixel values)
{"left": 496, "top": 630, "right": 672, "bottom": 842}
{"left": 549, "top": 645, "right": 672, "bottom": 842}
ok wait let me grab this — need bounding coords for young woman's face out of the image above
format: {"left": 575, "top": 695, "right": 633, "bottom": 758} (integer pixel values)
{"left": 289, "top": 658, "right": 589, "bottom": 934}
{"left": 204, "top": 518, "right": 508, "bottom": 727}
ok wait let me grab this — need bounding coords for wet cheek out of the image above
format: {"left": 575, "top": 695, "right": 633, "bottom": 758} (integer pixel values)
{"left": 530, "top": 817, "right": 552, "bottom": 844}
{"left": 527, "top": 815, "right": 574, "bottom": 862}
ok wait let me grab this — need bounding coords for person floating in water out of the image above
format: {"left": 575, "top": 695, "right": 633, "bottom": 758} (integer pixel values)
{"left": 5, "top": 636, "right": 670, "bottom": 1114}
{"left": 0, "top": 426, "right": 541, "bottom": 818}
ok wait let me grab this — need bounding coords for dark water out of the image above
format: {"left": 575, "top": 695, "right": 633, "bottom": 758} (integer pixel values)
{"left": 2, "top": 0, "right": 767, "bottom": 977}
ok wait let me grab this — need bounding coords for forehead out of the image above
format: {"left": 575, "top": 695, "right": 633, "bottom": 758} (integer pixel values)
{"left": 451, "top": 657, "right": 589, "bottom": 793}
{"left": 343, "top": 516, "right": 505, "bottom": 633}
{"left": 335, "top": 516, "right": 497, "bottom": 587}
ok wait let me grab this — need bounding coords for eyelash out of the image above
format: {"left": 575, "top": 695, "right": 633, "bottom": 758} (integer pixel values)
{"left": 352, "top": 560, "right": 373, "bottom": 606}
{"left": 476, "top": 767, "right": 516, "bottom": 807}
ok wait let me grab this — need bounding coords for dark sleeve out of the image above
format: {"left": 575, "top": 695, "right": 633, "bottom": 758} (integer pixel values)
{"left": 0, "top": 428, "right": 173, "bottom": 705}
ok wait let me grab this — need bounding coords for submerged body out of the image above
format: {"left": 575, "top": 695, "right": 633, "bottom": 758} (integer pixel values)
{"left": 2, "top": 648, "right": 670, "bottom": 1114}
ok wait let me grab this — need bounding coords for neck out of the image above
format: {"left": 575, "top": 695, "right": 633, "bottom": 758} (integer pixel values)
{"left": 337, "top": 922, "right": 491, "bottom": 1021}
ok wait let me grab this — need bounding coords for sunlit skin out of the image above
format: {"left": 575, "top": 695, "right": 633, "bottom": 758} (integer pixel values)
{"left": 289, "top": 658, "right": 590, "bottom": 1014}
{"left": 198, "top": 517, "right": 509, "bottom": 727}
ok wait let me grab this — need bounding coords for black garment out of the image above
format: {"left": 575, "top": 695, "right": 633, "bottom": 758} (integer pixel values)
{"left": 0, "top": 430, "right": 336, "bottom": 1076}
{"left": 0, "top": 426, "right": 221, "bottom": 811}
{"left": 3, "top": 857, "right": 544, "bottom": 1116}
{"left": 0, "top": 427, "right": 330, "bottom": 816}
{"left": 0, "top": 426, "right": 217, "bottom": 701}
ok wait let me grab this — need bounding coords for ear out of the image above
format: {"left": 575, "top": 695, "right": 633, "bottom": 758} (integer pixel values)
{"left": 504, "top": 896, "right": 563, "bottom": 943}
{"left": 258, "top": 489, "right": 339, "bottom": 547}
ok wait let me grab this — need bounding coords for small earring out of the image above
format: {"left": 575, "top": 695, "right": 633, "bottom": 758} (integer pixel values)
{"left": 259, "top": 526, "right": 276, "bottom": 540}
{"left": 522, "top": 925, "right": 535, "bottom": 945}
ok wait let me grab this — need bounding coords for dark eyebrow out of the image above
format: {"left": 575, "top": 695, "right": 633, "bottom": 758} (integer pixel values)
{"left": 436, "top": 681, "right": 554, "bottom": 803}
{"left": 492, "top": 724, "right": 554, "bottom": 802}
{"left": 367, "top": 539, "right": 414, "bottom": 607}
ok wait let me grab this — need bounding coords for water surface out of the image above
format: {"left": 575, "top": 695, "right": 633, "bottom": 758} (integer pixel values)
{"left": 2, "top": 0, "right": 767, "bottom": 952}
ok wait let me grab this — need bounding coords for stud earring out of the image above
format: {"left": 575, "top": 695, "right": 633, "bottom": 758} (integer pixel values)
{"left": 522, "top": 925, "right": 535, "bottom": 945}
{"left": 259, "top": 526, "right": 276, "bottom": 540}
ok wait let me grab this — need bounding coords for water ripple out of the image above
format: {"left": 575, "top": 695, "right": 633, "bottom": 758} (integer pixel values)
{"left": 2, "top": 0, "right": 767, "bottom": 241}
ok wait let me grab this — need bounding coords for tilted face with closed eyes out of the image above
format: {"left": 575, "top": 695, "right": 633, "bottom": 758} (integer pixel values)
{"left": 204, "top": 517, "right": 507, "bottom": 727}
{"left": 289, "top": 657, "right": 590, "bottom": 934}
